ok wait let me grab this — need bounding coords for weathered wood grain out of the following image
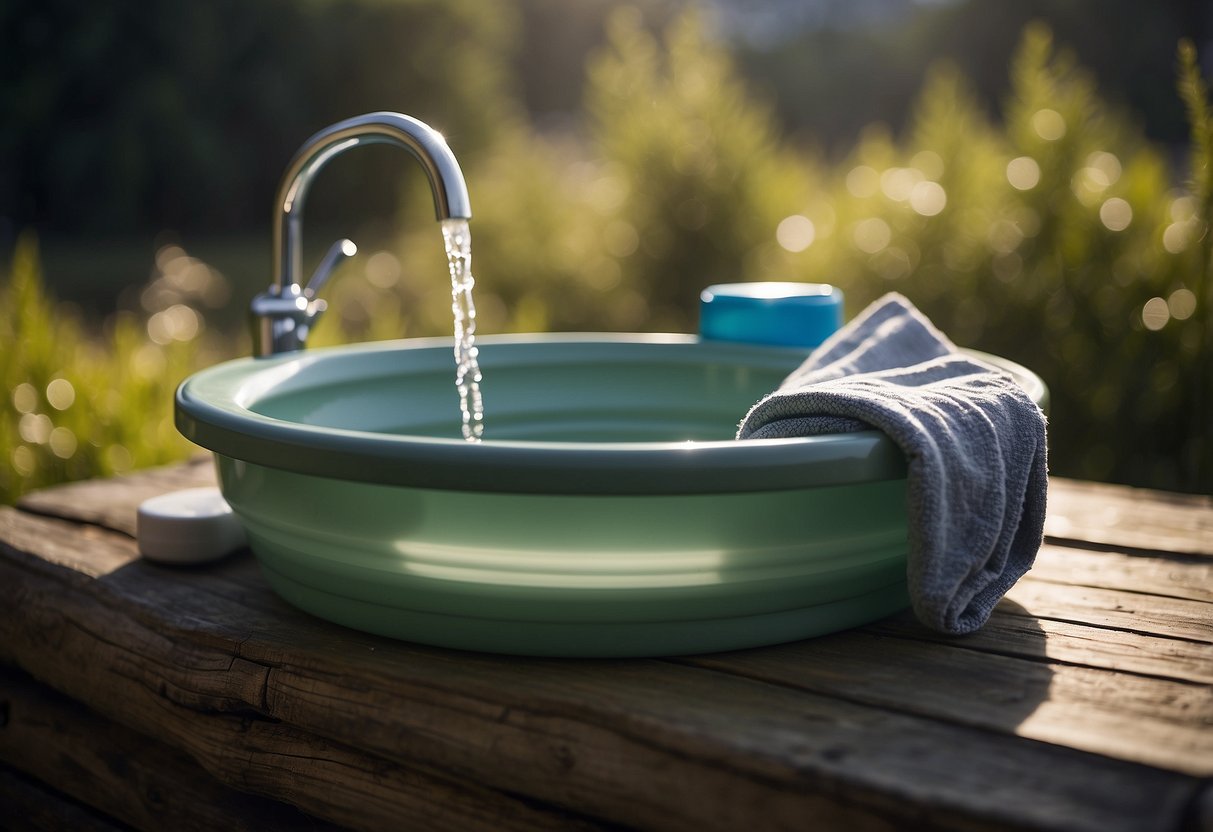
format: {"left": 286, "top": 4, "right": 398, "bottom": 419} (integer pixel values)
{"left": 0, "top": 765, "right": 127, "bottom": 832}
{"left": 1029, "top": 543, "right": 1213, "bottom": 603}
{"left": 17, "top": 455, "right": 215, "bottom": 537}
{"left": 869, "top": 607, "right": 1213, "bottom": 685}
{"left": 1045, "top": 476, "right": 1213, "bottom": 556}
{"left": 6, "top": 462, "right": 1213, "bottom": 831}
{"left": 0, "top": 535, "right": 608, "bottom": 832}
{"left": 0, "top": 508, "right": 1203, "bottom": 832}
{"left": 0, "top": 665, "right": 336, "bottom": 831}
{"left": 678, "top": 626, "right": 1213, "bottom": 775}
{"left": 1005, "top": 580, "right": 1213, "bottom": 645}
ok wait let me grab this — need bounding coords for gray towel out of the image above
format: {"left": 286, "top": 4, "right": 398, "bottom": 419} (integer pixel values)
{"left": 737, "top": 293, "right": 1048, "bottom": 634}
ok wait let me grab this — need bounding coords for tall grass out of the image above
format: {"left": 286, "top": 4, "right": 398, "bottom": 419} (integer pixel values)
{"left": 0, "top": 233, "right": 230, "bottom": 503}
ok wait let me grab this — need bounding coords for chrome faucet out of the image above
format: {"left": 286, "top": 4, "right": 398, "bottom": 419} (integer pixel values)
{"left": 251, "top": 112, "right": 472, "bottom": 356}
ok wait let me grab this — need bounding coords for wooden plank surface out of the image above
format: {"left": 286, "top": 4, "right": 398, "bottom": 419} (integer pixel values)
{"left": 1027, "top": 543, "right": 1213, "bottom": 603}
{"left": 0, "top": 520, "right": 606, "bottom": 831}
{"left": 680, "top": 619, "right": 1213, "bottom": 774}
{"left": 1044, "top": 476, "right": 1213, "bottom": 556}
{"left": 0, "top": 666, "right": 338, "bottom": 831}
{"left": 17, "top": 455, "right": 215, "bottom": 537}
{"left": 3, "top": 461, "right": 1212, "bottom": 831}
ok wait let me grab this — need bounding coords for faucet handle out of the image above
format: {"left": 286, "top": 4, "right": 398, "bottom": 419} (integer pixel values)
{"left": 305, "top": 238, "right": 358, "bottom": 297}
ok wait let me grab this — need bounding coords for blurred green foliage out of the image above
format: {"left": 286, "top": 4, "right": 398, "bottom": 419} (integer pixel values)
{"left": 0, "top": 234, "right": 228, "bottom": 503}
{"left": 1, "top": 8, "right": 1210, "bottom": 500}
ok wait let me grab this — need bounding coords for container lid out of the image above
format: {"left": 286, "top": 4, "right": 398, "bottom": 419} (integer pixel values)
{"left": 700, "top": 282, "right": 843, "bottom": 348}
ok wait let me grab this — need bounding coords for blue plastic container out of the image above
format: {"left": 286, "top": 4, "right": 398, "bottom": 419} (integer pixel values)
{"left": 700, "top": 283, "right": 844, "bottom": 348}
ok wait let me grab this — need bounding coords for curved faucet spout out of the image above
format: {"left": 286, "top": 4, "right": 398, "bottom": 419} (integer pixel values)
{"left": 252, "top": 111, "right": 472, "bottom": 356}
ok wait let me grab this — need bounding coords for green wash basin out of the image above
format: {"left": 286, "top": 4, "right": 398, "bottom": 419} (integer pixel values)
{"left": 175, "top": 333, "right": 1047, "bottom": 657}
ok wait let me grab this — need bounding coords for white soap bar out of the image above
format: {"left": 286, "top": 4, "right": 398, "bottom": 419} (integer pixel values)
{"left": 137, "top": 487, "right": 247, "bottom": 564}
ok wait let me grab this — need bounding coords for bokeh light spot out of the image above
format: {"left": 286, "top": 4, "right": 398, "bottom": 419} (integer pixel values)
{"left": 1142, "top": 297, "right": 1170, "bottom": 331}
{"left": 875, "top": 247, "right": 911, "bottom": 280}
{"left": 1168, "top": 288, "right": 1196, "bottom": 320}
{"left": 365, "top": 251, "right": 401, "bottom": 289}
{"left": 12, "top": 383, "right": 37, "bottom": 414}
{"left": 910, "top": 181, "right": 947, "bottom": 216}
{"left": 910, "top": 150, "right": 945, "bottom": 180}
{"left": 46, "top": 378, "right": 75, "bottom": 410}
{"left": 880, "top": 167, "right": 922, "bottom": 202}
{"left": 1072, "top": 167, "right": 1111, "bottom": 205}
{"left": 846, "top": 165, "right": 879, "bottom": 198}
{"left": 105, "top": 444, "right": 133, "bottom": 473}
{"left": 1162, "top": 222, "right": 1193, "bottom": 253}
{"left": 19, "top": 413, "right": 53, "bottom": 444}
{"left": 132, "top": 342, "right": 167, "bottom": 380}
{"left": 604, "top": 220, "right": 640, "bottom": 257}
{"left": 1086, "top": 151, "right": 1122, "bottom": 184}
{"left": 49, "top": 427, "right": 77, "bottom": 459}
{"left": 853, "top": 218, "right": 892, "bottom": 253}
{"left": 987, "top": 220, "right": 1025, "bottom": 255}
{"left": 148, "top": 303, "right": 201, "bottom": 344}
{"left": 992, "top": 253, "right": 1023, "bottom": 282}
{"left": 776, "top": 215, "right": 816, "bottom": 252}
{"left": 588, "top": 174, "right": 628, "bottom": 213}
{"left": 1099, "top": 198, "right": 1132, "bottom": 231}
{"left": 11, "top": 446, "right": 35, "bottom": 477}
{"left": 1170, "top": 195, "right": 1198, "bottom": 222}
{"left": 1006, "top": 156, "right": 1041, "bottom": 190}
{"left": 585, "top": 258, "right": 622, "bottom": 291}
{"left": 1031, "top": 108, "right": 1067, "bottom": 140}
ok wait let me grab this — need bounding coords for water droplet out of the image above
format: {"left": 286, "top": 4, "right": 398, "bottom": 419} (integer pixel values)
{"left": 442, "top": 218, "right": 485, "bottom": 442}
